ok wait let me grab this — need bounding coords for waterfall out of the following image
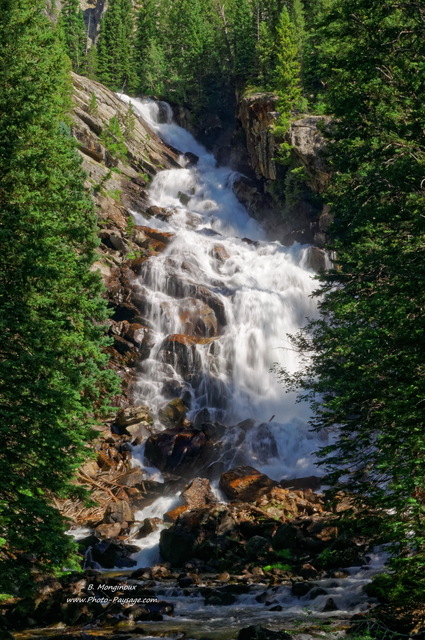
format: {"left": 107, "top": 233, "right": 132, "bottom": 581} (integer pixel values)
{"left": 119, "top": 94, "right": 323, "bottom": 483}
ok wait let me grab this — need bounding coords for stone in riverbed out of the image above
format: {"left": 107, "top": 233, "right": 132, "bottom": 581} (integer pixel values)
{"left": 144, "top": 428, "right": 210, "bottom": 476}
{"left": 158, "top": 397, "right": 189, "bottom": 428}
{"left": 219, "top": 466, "right": 277, "bottom": 502}
{"left": 181, "top": 477, "right": 218, "bottom": 509}
{"left": 164, "top": 505, "right": 190, "bottom": 523}
{"left": 103, "top": 499, "right": 133, "bottom": 524}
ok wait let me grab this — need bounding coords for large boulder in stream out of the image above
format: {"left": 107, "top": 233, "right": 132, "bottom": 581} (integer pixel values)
{"left": 159, "top": 333, "right": 217, "bottom": 379}
{"left": 219, "top": 466, "right": 277, "bottom": 502}
{"left": 144, "top": 428, "right": 212, "bottom": 476}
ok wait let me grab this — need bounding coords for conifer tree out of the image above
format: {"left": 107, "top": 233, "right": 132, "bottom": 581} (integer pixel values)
{"left": 0, "top": 0, "right": 117, "bottom": 592}
{"left": 97, "top": 0, "right": 137, "bottom": 91}
{"left": 59, "top": 0, "right": 87, "bottom": 73}
{"left": 273, "top": 6, "right": 303, "bottom": 148}
{"left": 276, "top": 0, "right": 425, "bottom": 608}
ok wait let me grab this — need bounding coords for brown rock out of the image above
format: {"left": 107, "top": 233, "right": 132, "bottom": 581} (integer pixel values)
{"left": 116, "top": 405, "right": 152, "bottom": 428}
{"left": 212, "top": 244, "right": 230, "bottom": 263}
{"left": 164, "top": 505, "right": 190, "bottom": 523}
{"left": 95, "top": 522, "right": 122, "bottom": 539}
{"left": 135, "top": 225, "right": 174, "bottom": 246}
{"left": 158, "top": 397, "right": 189, "bottom": 428}
{"left": 219, "top": 466, "right": 277, "bottom": 502}
{"left": 145, "top": 429, "right": 210, "bottom": 476}
{"left": 159, "top": 333, "right": 216, "bottom": 379}
{"left": 179, "top": 298, "right": 218, "bottom": 337}
{"left": 182, "top": 478, "right": 218, "bottom": 510}
{"left": 103, "top": 500, "right": 133, "bottom": 524}
{"left": 136, "top": 517, "right": 163, "bottom": 538}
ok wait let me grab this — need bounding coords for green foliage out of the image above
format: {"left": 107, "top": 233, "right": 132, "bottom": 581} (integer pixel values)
{"left": 59, "top": 0, "right": 87, "bottom": 73}
{"left": 122, "top": 103, "right": 136, "bottom": 141}
{"left": 274, "top": 0, "right": 425, "bottom": 609}
{"left": 100, "top": 116, "right": 128, "bottom": 162}
{"left": 87, "top": 91, "right": 99, "bottom": 116}
{"left": 273, "top": 8, "right": 302, "bottom": 125}
{"left": 263, "top": 562, "right": 292, "bottom": 571}
{"left": 97, "top": 0, "right": 137, "bottom": 91}
{"left": 0, "top": 0, "right": 118, "bottom": 593}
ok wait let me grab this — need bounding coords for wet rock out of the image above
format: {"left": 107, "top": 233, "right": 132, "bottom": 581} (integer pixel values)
{"left": 219, "top": 466, "right": 277, "bottom": 502}
{"left": 323, "top": 597, "right": 339, "bottom": 612}
{"left": 179, "top": 298, "right": 218, "bottom": 337}
{"left": 161, "top": 378, "right": 184, "bottom": 399}
{"left": 146, "top": 205, "right": 174, "bottom": 221}
{"left": 95, "top": 522, "right": 122, "bottom": 539}
{"left": 237, "top": 626, "right": 292, "bottom": 640}
{"left": 144, "top": 428, "right": 210, "bottom": 476}
{"left": 134, "top": 225, "right": 174, "bottom": 246}
{"left": 90, "top": 540, "right": 138, "bottom": 569}
{"left": 159, "top": 527, "right": 197, "bottom": 566}
{"left": 307, "top": 246, "right": 328, "bottom": 272}
{"left": 291, "top": 581, "right": 313, "bottom": 597}
{"left": 309, "top": 587, "right": 328, "bottom": 600}
{"left": 164, "top": 505, "right": 190, "bottom": 523}
{"left": 159, "top": 333, "right": 203, "bottom": 378}
{"left": 183, "top": 151, "right": 199, "bottom": 166}
{"left": 136, "top": 517, "right": 163, "bottom": 539}
{"left": 158, "top": 397, "right": 189, "bottom": 428}
{"left": 178, "top": 191, "right": 191, "bottom": 206}
{"left": 204, "top": 589, "right": 236, "bottom": 606}
{"left": 212, "top": 244, "right": 230, "bottom": 262}
{"left": 182, "top": 477, "right": 218, "bottom": 509}
{"left": 103, "top": 500, "right": 133, "bottom": 524}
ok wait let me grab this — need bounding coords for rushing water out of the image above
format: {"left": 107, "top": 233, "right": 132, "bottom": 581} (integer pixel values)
{"left": 119, "top": 95, "right": 322, "bottom": 484}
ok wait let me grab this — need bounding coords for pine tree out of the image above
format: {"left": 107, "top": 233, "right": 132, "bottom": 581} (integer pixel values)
{"left": 273, "top": 6, "right": 303, "bottom": 152}
{"left": 276, "top": 0, "right": 425, "bottom": 609}
{"left": 0, "top": 0, "right": 117, "bottom": 592}
{"left": 226, "top": 0, "right": 256, "bottom": 87}
{"left": 59, "top": 0, "right": 87, "bottom": 73}
{"left": 97, "top": 0, "right": 137, "bottom": 91}
{"left": 256, "top": 19, "right": 275, "bottom": 88}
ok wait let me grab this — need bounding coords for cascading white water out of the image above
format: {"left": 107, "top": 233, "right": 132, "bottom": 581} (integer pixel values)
{"left": 119, "top": 94, "right": 323, "bottom": 482}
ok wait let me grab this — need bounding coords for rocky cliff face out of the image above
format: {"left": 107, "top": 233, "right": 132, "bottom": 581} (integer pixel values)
{"left": 236, "top": 92, "right": 332, "bottom": 251}
{"left": 71, "top": 73, "right": 179, "bottom": 406}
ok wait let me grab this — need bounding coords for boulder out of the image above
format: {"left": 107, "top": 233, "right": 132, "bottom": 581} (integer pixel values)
{"left": 204, "top": 589, "right": 236, "bottom": 606}
{"left": 164, "top": 505, "right": 190, "bottom": 523}
{"left": 183, "top": 151, "right": 199, "bottom": 166}
{"left": 181, "top": 478, "right": 218, "bottom": 510}
{"left": 159, "top": 333, "right": 216, "bottom": 379}
{"left": 219, "top": 466, "right": 277, "bottom": 502}
{"left": 116, "top": 405, "right": 152, "bottom": 428}
{"left": 178, "top": 298, "right": 218, "bottom": 337}
{"left": 103, "top": 500, "right": 133, "bottom": 524}
{"left": 159, "top": 527, "right": 197, "bottom": 566}
{"left": 144, "top": 428, "right": 209, "bottom": 476}
{"left": 136, "top": 517, "right": 163, "bottom": 539}
{"left": 158, "top": 397, "right": 189, "bottom": 428}
{"left": 95, "top": 522, "right": 123, "bottom": 539}
{"left": 90, "top": 540, "right": 139, "bottom": 569}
